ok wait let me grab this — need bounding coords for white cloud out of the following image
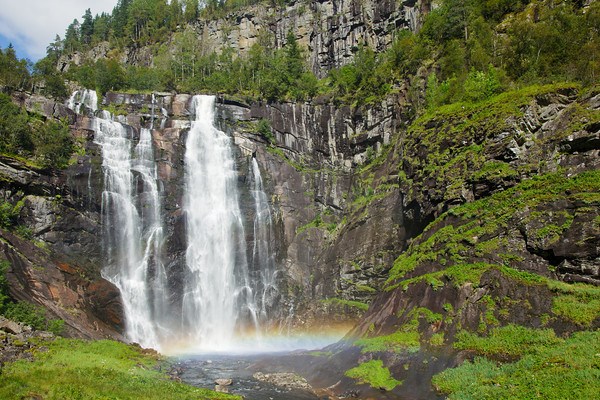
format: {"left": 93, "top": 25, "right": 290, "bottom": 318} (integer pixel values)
{"left": 0, "top": 0, "right": 118, "bottom": 60}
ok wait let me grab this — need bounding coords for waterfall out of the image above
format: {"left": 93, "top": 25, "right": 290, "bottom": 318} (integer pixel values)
{"left": 68, "top": 90, "right": 285, "bottom": 352}
{"left": 182, "top": 95, "right": 259, "bottom": 349}
{"left": 249, "top": 158, "right": 279, "bottom": 326}
{"left": 95, "top": 114, "right": 165, "bottom": 349}
{"left": 67, "top": 89, "right": 98, "bottom": 114}
{"left": 70, "top": 90, "right": 167, "bottom": 350}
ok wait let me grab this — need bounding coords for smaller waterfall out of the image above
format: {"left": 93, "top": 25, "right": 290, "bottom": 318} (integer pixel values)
{"left": 249, "top": 158, "right": 279, "bottom": 326}
{"left": 93, "top": 113, "right": 162, "bottom": 349}
{"left": 69, "top": 88, "right": 168, "bottom": 350}
{"left": 67, "top": 89, "right": 98, "bottom": 114}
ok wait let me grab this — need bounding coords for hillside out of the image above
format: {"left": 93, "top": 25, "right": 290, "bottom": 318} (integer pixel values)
{"left": 0, "top": 0, "right": 599, "bottom": 398}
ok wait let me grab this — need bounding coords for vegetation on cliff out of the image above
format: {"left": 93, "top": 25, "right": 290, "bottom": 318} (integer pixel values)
{"left": 0, "top": 261, "right": 64, "bottom": 335}
{"left": 34, "top": 0, "right": 599, "bottom": 105}
{"left": 0, "top": 0, "right": 598, "bottom": 398}
{"left": 0, "top": 93, "right": 74, "bottom": 169}
{"left": 432, "top": 328, "right": 600, "bottom": 399}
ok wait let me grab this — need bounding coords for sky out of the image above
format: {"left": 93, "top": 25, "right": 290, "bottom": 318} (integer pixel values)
{"left": 0, "top": 0, "right": 118, "bottom": 61}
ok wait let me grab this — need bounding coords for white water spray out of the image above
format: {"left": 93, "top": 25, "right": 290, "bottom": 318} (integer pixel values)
{"left": 94, "top": 114, "right": 166, "bottom": 349}
{"left": 68, "top": 92, "right": 167, "bottom": 350}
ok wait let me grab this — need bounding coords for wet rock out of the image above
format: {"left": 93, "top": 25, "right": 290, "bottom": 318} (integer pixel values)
{"left": 253, "top": 372, "right": 312, "bottom": 391}
{"left": 215, "top": 378, "right": 233, "bottom": 386}
{"left": 214, "top": 384, "right": 229, "bottom": 393}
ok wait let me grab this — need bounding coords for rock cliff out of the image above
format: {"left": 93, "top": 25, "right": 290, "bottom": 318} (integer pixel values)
{"left": 0, "top": 96, "right": 124, "bottom": 339}
{"left": 59, "top": 0, "right": 431, "bottom": 78}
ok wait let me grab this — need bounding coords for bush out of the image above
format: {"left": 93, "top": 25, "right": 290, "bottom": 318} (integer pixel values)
{"left": 463, "top": 66, "right": 502, "bottom": 102}
{"left": 31, "top": 118, "right": 74, "bottom": 168}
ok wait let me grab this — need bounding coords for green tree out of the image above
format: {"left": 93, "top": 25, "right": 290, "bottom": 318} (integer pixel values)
{"left": 183, "top": 0, "right": 199, "bottom": 23}
{"left": 31, "top": 119, "right": 74, "bottom": 168}
{"left": 95, "top": 59, "right": 126, "bottom": 94}
{"left": 0, "top": 45, "right": 31, "bottom": 90}
{"left": 81, "top": 8, "right": 94, "bottom": 46}
{"left": 92, "top": 13, "right": 111, "bottom": 44}
{"left": 112, "top": 0, "right": 133, "bottom": 43}
{"left": 0, "top": 93, "right": 33, "bottom": 155}
{"left": 63, "top": 19, "right": 81, "bottom": 53}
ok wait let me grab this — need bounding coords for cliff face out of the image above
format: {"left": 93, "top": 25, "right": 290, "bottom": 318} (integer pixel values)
{"left": 197, "top": 0, "right": 429, "bottom": 77}
{"left": 59, "top": 0, "right": 430, "bottom": 78}
{"left": 6, "top": 82, "right": 598, "bottom": 348}
{"left": 0, "top": 96, "right": 123, "bottom": 339}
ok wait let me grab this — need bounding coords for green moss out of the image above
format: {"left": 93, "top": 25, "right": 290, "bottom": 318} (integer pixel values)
{"left": 345, "top": 360, "right": 402, "bottom": 391}
{"left": 0, "top": 338, "right": 240, "bottom": 400}
{"left": 552, "top": 295, "right": 600, "bottom": 327}
{"left": 320, "top": 297, "right": 369, "bottom": 311}
{"left": 471, "top": 161, "right": 518, "bottom": 182}
{"left": 355, "top": 331, "right": 420, "bottom": 354}
{"left": 430, "top": 333, "right": 445, "bottom": 346}
{"left": 387, "top": 170, "right": 600, "bottom": 288}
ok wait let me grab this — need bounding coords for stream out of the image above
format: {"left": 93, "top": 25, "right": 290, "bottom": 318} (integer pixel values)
{"left": 174, "top": 352, "right": 320, "bottom": 400}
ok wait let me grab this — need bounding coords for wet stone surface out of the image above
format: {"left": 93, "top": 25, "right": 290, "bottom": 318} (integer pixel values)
{"left": 174, "top": 353, "right": 319, "bottom": 400}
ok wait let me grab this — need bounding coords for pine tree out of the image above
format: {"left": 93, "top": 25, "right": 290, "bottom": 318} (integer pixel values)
{"left": 81, "top": 8, "right": 94, "bottom": 45}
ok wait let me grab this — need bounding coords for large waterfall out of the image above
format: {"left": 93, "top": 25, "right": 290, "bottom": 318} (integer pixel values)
{"left": 182, "top": 95, "right": 259, "bottom": 350}
{"left": 68, "top": 90, "right": 282, "bottom": 352}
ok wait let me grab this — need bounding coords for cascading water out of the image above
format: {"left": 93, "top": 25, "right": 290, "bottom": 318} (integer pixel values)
{"left": 93, "top": 114, "right": 166, "bottom": 349}
{"left": 67, "top": 90, "right": 301, "bottom": 353}
{"left": 68, "top": 91, "right": 168, "bottom": 350}
{"left": 67, "top": 89, "right": 98, "bottom": 114}
{"left": 249, "top": 158, "right": 280, "bottom": 327}
{"left": 182, "top": 95, "right": 259, "bottom": 350}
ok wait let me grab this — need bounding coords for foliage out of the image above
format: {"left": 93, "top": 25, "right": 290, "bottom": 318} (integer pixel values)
{"left": 0, "top": 199, "right": 21, "bottom": 229}
{"left": 387, "top": 169, "right": 600, "bottom": 286}
{"left": 0, "top": 261, "right": 10, "bottom": 311}
{"left": 433, "top": 330, "right": 600, "bottom": 399}
{"left": 0, "top": 337, "right": 241, "bottom": 399}
{"left": 345, "top": 359, "right": 402, "bottom": 391}
{"left": 0, "top": 93, "right": 34, "bottom": 155}
{"left": 355, "top": 330, "right": 420, "bottom": 354}
{"left": 327, "top": 45, "right": 392, "bottom": 105}
{"left": 41, "top": 0, "right": 599, "bottom": 105}
{"left": 0, "top": 45, "right": 31, "bottom": 91}
{"left": 0, "top": 93, "right": 74, "bottom": 168}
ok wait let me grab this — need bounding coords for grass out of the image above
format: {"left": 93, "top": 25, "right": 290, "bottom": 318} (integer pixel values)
{"left": 345, "top": 359, "right": 402, "bottom": 391}
{"left": 0, "top": 338, "right": 240, "bottom": 400}
{"left": 354, "top": 307, "right": 442, "bottom": 354}
{"left": 433, "top": 330, "right": 600, "bottom": 399}
{"left": 454, "top": 324, "right": 562, "bottom": 358}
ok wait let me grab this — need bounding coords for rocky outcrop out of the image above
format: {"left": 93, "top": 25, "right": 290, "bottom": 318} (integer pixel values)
{"left": 197, "top": 0, "right": 430, "bottom": 77}
{"left": 60, "top": 0, "right": 430, "bottom": 78}
{"left": 280, "top": 86, "right": 600, "bottom": 398}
